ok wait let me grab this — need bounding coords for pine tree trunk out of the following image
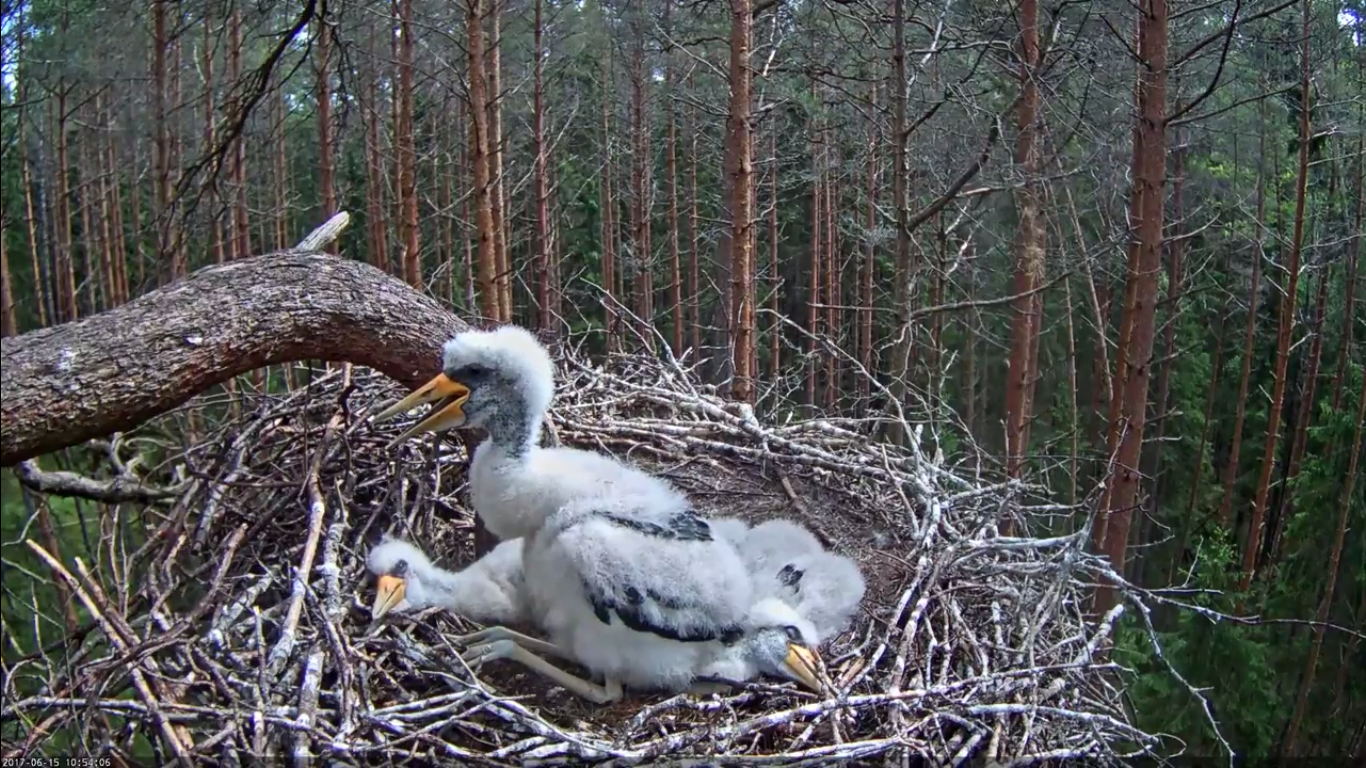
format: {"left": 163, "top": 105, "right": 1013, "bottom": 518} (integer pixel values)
{"left": 887, "top": 0, "right": 911, "bottom": 443}
{"left": 548, "top": 158, "right": 562, "bottom": 324}
{"left": 202, "top": 14, "right": 225, "bottom": 266}
{"left": 19, "top": 74, "right": 49, "bottom": 328}
{"left": 228, "top": 8, "right": 251, "bottom": 263}
{"left": 824, "top": 146, "right": 838, "bottom": 410}
{"left": 727, "top": 0, "right": 755, "bottom": 402}
{"left": 274, "top": 87, "right": 290, "bottom": 252}
{"left": 128, "top": 142, "right": 145, "bottom": 298}
{"left": 1005, "top": 0, "right": 1043, "bottom": 482}
{"left": 602, "top": 43, "right": 619, "bottom": 349}
{"left": 364, "top": 21, "right": 389, "bottom": 274}
{"left": 95, "top": 96, "right": 117, "bottom": 312}
{"left": 488, "top": 6, "right": 511, "bottom": 320}
{"left": 1240, "top": 15, "right": 1312, "bottom": 591}
{"left": 467, "top": 0, "right": 500, "bottom": 324}
{"left": 860, "top": 84, "right": 877, "bottom": 405}
{"left": 666, "top": 0, "right": 683, "bottom": 355}
{"left": 688, "top": 72, "right": 701, "bottom": 357}
{"left": 54, "top": 90, "right": 78, "bottom": 322}
{"left": 1007, "top": 0, "right": 1044, "bottom": 484}
{"left": 169, "top": 31, "right": 187, "bottom": 279}
{"left": 0, "top": 214, "right": 15, "bottom": 336}
{"left": 1218, "top": 100, "right": 1269, "bottom": 530}
{"left": 439, "top": 97, "right": 455, "bottom": 306}
{"left": 806, "top": 92, "right": 822, "bottom": 409}
{"left": 1282, "top": 374, "right": 1365, "bottom": 756}
{"left": 1139, "top": 126, "right": 1185, "bottom": 580}
{"left": 152, "top": 0, "right": 172, "bottom": 282}
{"left": 965, "top": 253, "right": 979, "bottom": 434}
{"left": 317, "top": 11, "right": 337, "bottom": 255}
{"left": 631, "top": 16, "right": 651, "bottom": 342}
{"left": 533, "top": 0, "right": 552, "bottom": 331}
{"left": 79, "top": 116, "right": 102, "bottom": 313}
{"left": 768, "top": 120, "right": 781, "bottom": 382}
{"left": 928, "top": 219, "right": 944, "bottom": 394}
{"left": 396, "top": 0, "right": 420, "bottom": 286}
{"left": 1093, "top": 0, "right": 1166, "bottom": 613}
{"left": 461, "top": 95, "right": 477, "bottom": 311}
{"left": 1063, "top": 275, "right": 1079, "bottom": 505}
{"left": 106, "top": 104, "right": 129, "bottom": 307}
{"left": 390, "top": 24, "right": 403, "bottom": 277}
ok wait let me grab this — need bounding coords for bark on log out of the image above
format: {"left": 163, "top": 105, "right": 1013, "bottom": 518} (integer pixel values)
{"left": 1, "top": 252, "right": 467, "bottom": 466}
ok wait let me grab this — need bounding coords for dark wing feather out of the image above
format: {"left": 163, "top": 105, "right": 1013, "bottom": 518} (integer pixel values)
{"left": 583, "top": 579, "right": 744, "bottom": 644}
{"left": 557, "top": 507, "right": 748, "bottom": 645}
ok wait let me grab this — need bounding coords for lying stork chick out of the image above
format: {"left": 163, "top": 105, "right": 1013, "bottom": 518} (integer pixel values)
{"left": 696, "top": 516, "right": 865, "bottom": 692}
{"left": 365, "top": 518, "right": 837, "bottom": 699}
{"left": 366, "top": 535, "right": 529, "bottom": 626}
{"left": 371, "top": 325, "right": 683, "bottom": 543}
{"left": 737, "top": 518, "right": 867, "bottom": 644}
{"left": 692, "top": 596, "right": 826, "bottom": 693}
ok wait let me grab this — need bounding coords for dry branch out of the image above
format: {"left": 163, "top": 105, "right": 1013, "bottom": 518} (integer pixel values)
{"left": 13, "top": 459, "right": 182, "bottom": 503}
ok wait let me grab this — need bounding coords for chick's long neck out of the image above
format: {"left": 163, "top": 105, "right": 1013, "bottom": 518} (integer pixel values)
{"left": 480, "top": 390, "right": 543, "bottom": 461}
{"left": 696, "top": 635, "right": 762, "bottom": 684}
{"left": 414, "top": 563, "right": 520, "bottom": 623}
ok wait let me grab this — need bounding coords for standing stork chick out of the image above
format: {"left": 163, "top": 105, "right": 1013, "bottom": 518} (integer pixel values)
{"left": 372, "top": 325, "right": 680, "bottom": 542}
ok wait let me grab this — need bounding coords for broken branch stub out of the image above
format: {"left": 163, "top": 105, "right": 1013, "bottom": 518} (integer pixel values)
{"left": 0, "top": 251, "right": 466, "bottom": 466}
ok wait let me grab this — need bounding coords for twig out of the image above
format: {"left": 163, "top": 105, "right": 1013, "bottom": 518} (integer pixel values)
{"left": 266, "top": 410, "right": 343, "bottom": 678}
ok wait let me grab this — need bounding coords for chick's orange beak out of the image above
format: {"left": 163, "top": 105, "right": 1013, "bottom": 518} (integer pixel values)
{"left": 372, "top": 373, "right": 472, "bottom": 446}
{"left": 370, "top": 574, "right": 407, "bottom": 620}
{"left": 783, "top": 643, "right": 826, "bottom": 693}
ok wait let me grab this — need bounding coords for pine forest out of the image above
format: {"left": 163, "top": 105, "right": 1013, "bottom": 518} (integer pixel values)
{"left": 0, "top": 0, "right": 1363, "bottom": 761}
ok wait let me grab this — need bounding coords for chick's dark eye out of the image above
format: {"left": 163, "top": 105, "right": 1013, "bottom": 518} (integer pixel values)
{"left": 784, "top": 625, "right": 802, "bottom": 642}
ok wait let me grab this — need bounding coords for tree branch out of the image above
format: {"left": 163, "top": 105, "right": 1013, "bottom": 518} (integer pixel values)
{"left": 1, "top": 248, "right": 467, "bottom": 466}
{"left": 1172, "top": 0, "right": 1298, "bottom": 68}
{"left": 1166, "top": 0, "right": 1242, "bottom": 123}
{"left": 175, "top": 0, "right": 319, "bottom": 209}
{"left": 901, "top": 114, "right": 1008, "bottom": 237}
{"left": 13, "top": 460, "right": 181, "bottom": 504}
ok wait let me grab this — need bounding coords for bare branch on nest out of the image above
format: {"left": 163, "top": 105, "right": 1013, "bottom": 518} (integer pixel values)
{"left": 13, "top": 460, "right": 183, "bottom": 503}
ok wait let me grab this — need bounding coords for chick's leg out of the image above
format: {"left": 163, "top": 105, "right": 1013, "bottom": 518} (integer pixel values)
{"left": 461, "top": 639, "right": 623, "bottom": 704}
{"left": 455, "top": 625, "right": 570, "bottom": 661}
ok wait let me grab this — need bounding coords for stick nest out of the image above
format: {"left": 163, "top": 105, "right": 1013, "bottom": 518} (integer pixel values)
{"left": 3, "top": 347, "right": 1157, "bottom": 765}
